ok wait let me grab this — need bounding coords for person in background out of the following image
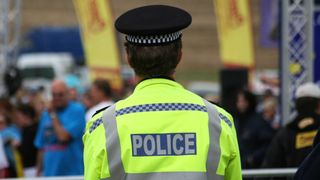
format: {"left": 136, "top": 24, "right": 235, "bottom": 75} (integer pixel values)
{"left": 0, "top": 98, "right": 13, "bottom": 117}
{"left": 235, "top": 89, "right": 274, "bottom": 168}
{"left": 64, "top": 74, "right": 83, "bottom": 102}
{"left": 261, "top": 97, "right": 280, "bottom": 130}
{"left": 15, "top": 104, "right": 38, "bottom": 177}
{"left": 34, "top": 79, "right": 85, "bottom": 176}
{"left": 294, "top": 132, "right": 320, "bottom": 179}
{"left": 0, "top": 99, "right": 20, "bottom": 140}
{"left": 0, "top": 136, "right": 9, "bottom": 178}
{"left": 295, "top": 98, "right": 320, "bottom": 180}
{"left": 28, "top": 87, "right": 47, "bottom": 119}
{"left": 0, "top": 114, "right": 21, "bottom": 177}
{"left": 262, "top": 82, "right": 320, "bottom": 168}
{"left": 82, "top": 90, "right": 94, "bottom": 111}
{"left": 257, "top": 89, "right": 274, "bottom": 113}
{"left": 85, "top": 78, "right": 113, "bottom": 122}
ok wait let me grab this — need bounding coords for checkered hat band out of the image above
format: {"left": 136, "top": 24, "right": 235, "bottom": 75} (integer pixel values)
{"left": 126, "top": 31, "right": 182, "bottom": 45}
{"left": 116, "top": 103, "right": 207, "bottom": 117}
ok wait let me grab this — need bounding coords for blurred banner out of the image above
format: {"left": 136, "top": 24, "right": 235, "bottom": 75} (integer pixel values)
{"left": 260, "top": 0, "right": 279, "bottom": 48}
{"left": 213, "top": 0, "right": 254, "bottom": 68}
{"left": 73, "top": 0, "right": 122, "bottom": 90}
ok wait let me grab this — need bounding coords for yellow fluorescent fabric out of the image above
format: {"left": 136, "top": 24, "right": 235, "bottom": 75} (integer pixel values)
{"left": 83, "top": 112, "right": 110, "bottom": 179}
{"left": 213, "top": 0, "right": 254, "bottom": 67}
{"left": 83, "top": 79, "right": 242, "bottom": 179}
{"left": 73, "top": 0, "right": 122, "bottom": 90}
{"left": 214, "top": 105, "right": 242, "bottom": 179}
{"left": 117, "top": 111, "right": 209, "bottom": 173}
{"left": 116, "top": 79, "right": 210, "bottom": 173}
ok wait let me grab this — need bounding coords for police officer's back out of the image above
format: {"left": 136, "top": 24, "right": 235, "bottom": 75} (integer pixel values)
{"left": 83, "top": 5, "right": 242, "bottom": 180}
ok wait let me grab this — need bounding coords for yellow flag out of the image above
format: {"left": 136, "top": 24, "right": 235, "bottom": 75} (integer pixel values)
{"left": 73, "top": 0, "right": 122, "bottom": 90}
{"left": 213, "top": 0, "right": 254, "bottom": 68}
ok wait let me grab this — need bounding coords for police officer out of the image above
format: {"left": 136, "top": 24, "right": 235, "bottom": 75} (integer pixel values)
{"left": 83, "top": 5, "right": 242, "bottom": 180}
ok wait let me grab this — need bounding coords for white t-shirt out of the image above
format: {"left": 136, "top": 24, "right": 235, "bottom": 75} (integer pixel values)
{"left": 0, "top": 137, "right": 8, "bottom": 169}
{"left": 85, "top": 101, "right": 114, "bottom": 122}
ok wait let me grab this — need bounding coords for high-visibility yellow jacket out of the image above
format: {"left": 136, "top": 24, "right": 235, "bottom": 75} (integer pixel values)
{"left": 83, "top": 78, "right": 242, "bottom": 180}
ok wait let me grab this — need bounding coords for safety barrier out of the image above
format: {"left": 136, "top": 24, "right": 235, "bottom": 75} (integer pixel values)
{"left": 243, "top": 168, "right": 297, "bottom": 179}
{"left": 0, "top": 168, "right": 298, "bottom": 180}
{"left": 0, "top": 176, "right": 83, "bottom": 180}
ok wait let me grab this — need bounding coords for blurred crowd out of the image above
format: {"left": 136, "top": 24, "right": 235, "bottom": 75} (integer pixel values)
{"left": 234, "top": 88, "right": 280, "bottom": 169}
{"left": 0, "top": 77, "right": 133, "bottom": 178}
{"left": 0, "top": 77, "right": 320, "bottom": 178}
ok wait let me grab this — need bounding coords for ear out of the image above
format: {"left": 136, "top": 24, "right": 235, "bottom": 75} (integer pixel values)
{"left": 125, "top": 51, "right": 133, "bottom": 68}
{"left": 125, "top": 43, "right": 133, "bottom": 68}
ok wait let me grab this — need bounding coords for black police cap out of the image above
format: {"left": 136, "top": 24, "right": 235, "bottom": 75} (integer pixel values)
{"left": 115, "top": 5, "right": 192, "bottom": 45}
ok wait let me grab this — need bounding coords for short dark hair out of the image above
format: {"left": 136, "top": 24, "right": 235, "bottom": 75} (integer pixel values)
{"left": 16, "top": 104, "right": 36, "bottom": 122}
{"left": 93, "top": 79, "right": 112, "bottom": 97}
{"left": 237, "top": 89, "right": 257, "bottom": 113}
{"left": 125, "top": 39, "right": 182, "bottom": 78}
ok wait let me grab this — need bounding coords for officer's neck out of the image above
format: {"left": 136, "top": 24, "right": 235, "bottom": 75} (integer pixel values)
{"left": 136, "top": 74, "right": 175, "bottom": 83}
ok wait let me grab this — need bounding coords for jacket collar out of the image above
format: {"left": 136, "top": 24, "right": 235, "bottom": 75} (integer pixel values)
{"left": 134, "top": 78, "right": 184, "bottom": 93}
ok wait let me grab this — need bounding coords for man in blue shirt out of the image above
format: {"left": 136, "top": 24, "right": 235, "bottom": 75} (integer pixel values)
{"left": 34, "top": 80, "right": 85, "bottom": 176}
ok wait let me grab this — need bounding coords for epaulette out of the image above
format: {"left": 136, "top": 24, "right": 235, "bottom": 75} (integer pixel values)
{"left": 91, "top": 106, "right": 110, "bottom": 118}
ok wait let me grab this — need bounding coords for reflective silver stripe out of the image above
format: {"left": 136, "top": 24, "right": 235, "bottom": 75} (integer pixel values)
{"left": 102, "top": 105, "right": 126, "bottom": 180}
{"left": 203, "top": 99, "right": 224, "bottom": 180}
{"left": 102, "top": 172, "right": 207, "bottom": 180}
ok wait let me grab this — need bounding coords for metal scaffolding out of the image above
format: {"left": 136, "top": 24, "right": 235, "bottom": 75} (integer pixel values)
{"left": 0, "top": 0, "right": 22, "bottom": 95}
{"left": 281, "top": 0, "right": 314, "bottom": 124}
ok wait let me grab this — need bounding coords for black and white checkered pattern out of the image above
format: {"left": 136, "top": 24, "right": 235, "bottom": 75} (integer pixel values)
{"left": 116, "top": 103, "right": 207, "bottom": 117}
{"left": 89, "top": 118, "right": 103, "bottom": 133}
{"left": 126, "top": 31, "right": 182, "bottom": 45}
{"left": 218, "top": 113, "right": 232, "bottom": 128}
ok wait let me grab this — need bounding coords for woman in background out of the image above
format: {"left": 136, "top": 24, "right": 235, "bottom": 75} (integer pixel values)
{"left": 234, "top": 89, "right": 275, "bottom": 169}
